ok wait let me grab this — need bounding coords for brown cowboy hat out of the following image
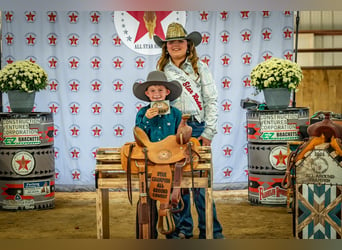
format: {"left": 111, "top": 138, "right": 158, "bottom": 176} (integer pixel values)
{"left": 133, "top": 71, "right": 182, "bottom": 102}
{"left": 153, "top": 22, "right": 202, "bottom": 48}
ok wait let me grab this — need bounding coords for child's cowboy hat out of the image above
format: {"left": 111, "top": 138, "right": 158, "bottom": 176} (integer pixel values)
{"left": 153, "top": 22, "right": 202, "bottom": 48}
{"left": 133, "top": 71, "right": 182, "bottom": 102}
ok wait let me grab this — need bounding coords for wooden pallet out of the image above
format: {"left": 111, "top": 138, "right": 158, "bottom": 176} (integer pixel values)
{"left": 95, "top": 146, "right": 213, "bottom": 239}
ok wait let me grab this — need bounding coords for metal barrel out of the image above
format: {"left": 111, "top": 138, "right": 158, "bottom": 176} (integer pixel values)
{"left": 0, "top": 176, "right": 55, "bottom": 210}
{"left": 0, "top": 112, "right": 54, "bottom": 148}
{"left": 248, "top": 172, "right": 287, "bottom": 206}
{"left": 246, "top": 107, "right": 309, "bottom": 143}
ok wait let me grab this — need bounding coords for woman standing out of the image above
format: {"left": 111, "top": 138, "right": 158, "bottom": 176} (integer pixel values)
{"left": 153, "top": 22, "right": 225, "bottom": 239}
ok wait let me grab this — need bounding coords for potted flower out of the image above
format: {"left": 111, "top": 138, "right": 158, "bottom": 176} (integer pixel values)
{"left": 0, "top": 60, "right": 48, "bottom": 112}
{"left": 250, "top": 57, "right": 303, "bottom": 110}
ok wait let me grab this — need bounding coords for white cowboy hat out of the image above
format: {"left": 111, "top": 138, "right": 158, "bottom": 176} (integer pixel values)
{"left": 133, "top": 71, "right": 182, "bottom": 102}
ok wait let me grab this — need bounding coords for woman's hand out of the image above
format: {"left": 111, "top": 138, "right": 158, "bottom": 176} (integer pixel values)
{"left": 198, "top": 136, "right": 211, "bottom": 146}
{"left": 145, "top": 107, "right": 159, "bottom": 119}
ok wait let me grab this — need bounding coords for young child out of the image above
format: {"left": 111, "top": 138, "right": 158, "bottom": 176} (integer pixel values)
{"left": 133, "top": 71, "right": 183, "bottom": 142}
{"left": 133, "top": 70, "right": 183, "bottom": 239}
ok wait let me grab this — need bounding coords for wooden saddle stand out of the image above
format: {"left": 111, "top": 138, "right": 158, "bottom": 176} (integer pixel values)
{"left": 121, "top": 119, "right": 201, "bottom": 239}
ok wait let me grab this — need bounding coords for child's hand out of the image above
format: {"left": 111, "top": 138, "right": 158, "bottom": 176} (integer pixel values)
{"left": 145, "top": 107, "right": 159, "bottom": 119}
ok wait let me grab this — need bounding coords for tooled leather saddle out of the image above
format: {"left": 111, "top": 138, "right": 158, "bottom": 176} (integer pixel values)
{"left": 121, "top": 125, "right": 200, "bottom": 238}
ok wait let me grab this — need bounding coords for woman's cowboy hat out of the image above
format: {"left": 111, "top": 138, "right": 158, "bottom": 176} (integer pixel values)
{"left": 153, "top": 22, "right": 202, "bottom": 48}
{"left": 133, "top": 71, "right": 182, "bottom": 102}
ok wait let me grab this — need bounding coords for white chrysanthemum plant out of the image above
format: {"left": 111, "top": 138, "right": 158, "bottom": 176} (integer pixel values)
{"left": 250, "top": 57, "right": 303, "bottom": 94}
{"left": 0, "top": 60, "right": 48, "bottom": 93}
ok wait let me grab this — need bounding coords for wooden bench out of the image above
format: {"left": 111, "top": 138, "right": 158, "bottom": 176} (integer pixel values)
{"left": 95, "top": 146, "right": 213, "bottom": 239}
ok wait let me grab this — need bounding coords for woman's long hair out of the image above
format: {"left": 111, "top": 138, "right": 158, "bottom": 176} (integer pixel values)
{"left": 156, "top": 40, "right": 200, "bottom": 77}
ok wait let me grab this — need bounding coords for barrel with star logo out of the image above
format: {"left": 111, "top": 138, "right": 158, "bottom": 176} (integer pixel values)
{"left": 246, "top": 108, "right": 309, "bottom": 206}
{"left": 0, "top": 112, "right": 55, "bottom": 210}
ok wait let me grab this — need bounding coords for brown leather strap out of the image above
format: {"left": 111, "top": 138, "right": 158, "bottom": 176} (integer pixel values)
{"left": 127, "top": 143, "right": 134, "bottom": 205}
{"left": 170, "top": 162, "right": 184, "bottom": 213}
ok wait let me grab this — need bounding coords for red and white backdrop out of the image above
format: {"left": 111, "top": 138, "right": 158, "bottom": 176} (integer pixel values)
{"left": 1, "top": 10, "right": 294, "bottom": 191}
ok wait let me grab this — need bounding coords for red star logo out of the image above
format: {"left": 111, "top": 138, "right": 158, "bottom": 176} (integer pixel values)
{"left": 91, "top": 58, "right": 101, "bottom": 69}
{"left": 114, "top": 104, "right": 123, "bottom": 113}
{"left": 70, "top": 81, "right": 79, "bottom": 91}
{"left": 113, "top": 81, "right": 123, "bottom": 91}
{"left": 114, "top": 127, "right": 124, "bottom": 136}
{"left": 91, "top": 35, "right": 100, "bottom": 46}
{"left": 6, "top": 34, "right": 14, "bottom": 45}
{"left": 263, "top": 53, "right": 272, "bottom": 61}
{"left": 223, "top": 124, "right": 232, "bottom": 134}
{"left": 223, "top": 147, "right": 232, "bottom": 156}
{"left": 16, "top": 156, "right": 31, "bottom": 170}
{"left": 55, "top": 172, "right": 59, "bottom": 179}
{"left": 92, "top": 150, "right": 97, "bottom": 158}
{"left": 283, "top": 28, "right": 292, "bottom": 38}
{"left": 69, "top": 58, "right": 79, "bottom": 68}
{"left": 220, "top": 11, "right": 228, "bottom": 20}
{"left": 240, "top": 11, "right": 250, "bottom": 18}
{"left": 91, "top": 12, "right": 100, "bottom": 23}
{"left": 136, "top": 58, "right": 145, "bottom": 68}
{"left": 48, "top": 35, "right": 57, "bottom": 45}
{"left": 49, "top": 81, "right": 58, "bottom": 91}
{"left": 243, "top": 54, "right": 251, "bottom": 64}
{"left": 71, "top": 149, "right": 80, "bottom": 159}
{"left": 6, "top": 58, "right": 14, "bottom": 64}
{"left": 202, "top": 34, "right": 209, "bottom": 44}
{"left": 244, "top": 169, "right": 249, "bottom": 176}
{"left": 200, "top": 11, "right": 209, "bottom": 21}
{"left": 48, "top": 12, "right": 57, "bottom": 22}
{"left": 113, "top": 58, "right": 123, "bottom": 68}
{"left": 127, "top": 11, "right": 172, "bottom": 42}
{"left": 222, "top": 102, "right": 231, "bottom": 111}
{"left": 242, "top": 31, "right": 251, "bottom": 41}
{"left": 26, "top": 35, "right": 36, "bottom": 45}
{"left": 284, "top": 52, "right": 293, "bottom": 60}
{"left": 243, "top": 77, "right": 251, "bottom": 87}
{"left": 28, "top": 57, "right": 36, "bottom": 63}
{"left": 223, "top": 168, "right": 232, "bottom": 177}
{"left": 92, "top": 104, "right": 101, "bottom": 114}
{"left": 69, "top": 35, "right": 79, "bottom": 46}
{"left": 49, "top": 58, "right": 57, "bottom": 68}
{"left": 91, "top": 81, "right": 101, "bottom": 91}
{"left": 136, "top": 104, "right": 143, "bottom": 111}
{"left": 26, "top": 12, "right": 35, "bottom": 22}
{"left": 5, "top": 12, "right": 13, "bottom": 22}
{"left": 222, "top": 79, "right": 231, "bottom": 88}
{"left": 263, "top": 11, "right": 270, "bottom": 17}
{"left": 221, "top": 56, "right": 230, "bottom": 65}
{"left": 273, "top": 151, "right": 288, "bottom": 165}
{"left": 284, "top": 11, "right": 291, "bottom": 16}
{"left": 113, "top": 36, "right": 121, "bottom": 45}
{"left": 92, "top": 127, "right": 101, "bottom": 136}
{"left": 69, "top": 12, "right": 78, "bottom": 23}
{"left": 70, "top": 104, "right": 79, "bottom": 114}
{"left": 263, "top": 29, "right": 271, "bottom": 40}
{"left": 244, "top": 146, "right": 248, "bottom": 154}
{"left": 49, "top": 104, "right": 58, "bottom": 113}
{"left": 221, "top": 33, "right": 229, "bottom": 43}
{"left": 72, "top": 170, "right": 80, "bottom": 179}
{"left": 71, "top": 127, "right": 79, "bottom": 136}
{"left": 201, "top": 56, "right": 210, "bottom": 66}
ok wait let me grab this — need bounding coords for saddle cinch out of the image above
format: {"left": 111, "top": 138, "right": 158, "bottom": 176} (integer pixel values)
{"left": 121, "top": 125, "right": 200, "bottom": 238}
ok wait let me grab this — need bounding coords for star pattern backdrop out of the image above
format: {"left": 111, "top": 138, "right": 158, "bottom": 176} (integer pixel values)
{"left": 1, "top": 10, "right": 294, "bottom": 191}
